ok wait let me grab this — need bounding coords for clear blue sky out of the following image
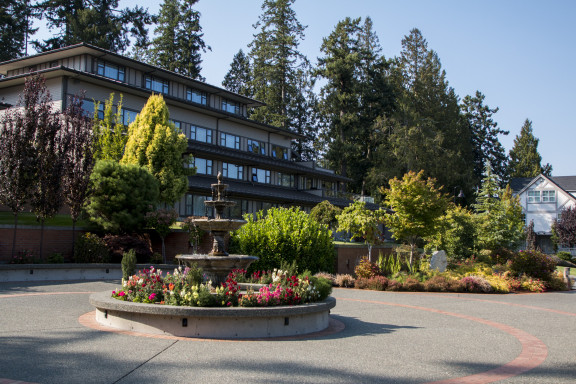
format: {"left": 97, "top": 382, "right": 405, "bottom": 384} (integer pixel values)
{"left": 37, "top": 0, "right": 576, "bottom": 176}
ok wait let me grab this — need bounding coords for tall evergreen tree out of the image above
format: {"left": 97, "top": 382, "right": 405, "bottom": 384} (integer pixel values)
{"left": 33, "top": 0, "right": 152, "bottom": 53}
{"left": 222, "top": 49, "right": 253, "bottom": 96}
{"left": 508, "top": 119, "right": 551, "bottom": 178}
{"left": 316, "top": 17, "right": 394, "bottom": 193}
{"left": 0, "top": 0, "right": 37, "bottom": 61}
{"left": 388, "top": 28, "right": 473, "bottom": 193}
{"left": 148, "top": 0, "right": 209, "bottom": 80}
{"left": 461, "top": 91, "right": 509, "bottom": 185}
{"left": 93, "top": 93, "right": 128, "bottom": 162}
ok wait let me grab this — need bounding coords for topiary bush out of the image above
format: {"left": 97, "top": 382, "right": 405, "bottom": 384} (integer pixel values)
{"left": 230, "top": 207, "right": 334, "bottom": 274}
{"left": 508, "top": 250, "right": 557, "bottom": 280}
{"left": 74, "top": 233, "right": 110, "bottom": 263}
{"left": 121, "top": 249, "right": 137, "bottom": 280}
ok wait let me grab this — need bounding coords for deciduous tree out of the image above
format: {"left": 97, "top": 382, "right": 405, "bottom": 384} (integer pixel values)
{"left": 552, "top": 207, "right": 576, "bottom": 248}
{"left": 336, "top": 201, "right": 384, "bottom": 259}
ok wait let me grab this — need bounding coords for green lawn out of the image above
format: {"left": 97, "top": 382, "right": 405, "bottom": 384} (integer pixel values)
{"left": 0, "top": 212, "right": 89, "bottom": 227}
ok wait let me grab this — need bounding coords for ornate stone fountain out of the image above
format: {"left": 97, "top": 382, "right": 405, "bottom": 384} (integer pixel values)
{"left": 175, "top": 173, "right": 258, "bottom": 284}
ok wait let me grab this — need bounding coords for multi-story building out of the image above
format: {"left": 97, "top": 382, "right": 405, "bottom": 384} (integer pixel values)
{"left": 0, "top": 43, "right": 352, "bottom": 218}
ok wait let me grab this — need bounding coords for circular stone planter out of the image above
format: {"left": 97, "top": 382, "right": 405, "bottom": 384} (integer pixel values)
{"left": 89, "top": 291, "right": 336, "bottom": 339}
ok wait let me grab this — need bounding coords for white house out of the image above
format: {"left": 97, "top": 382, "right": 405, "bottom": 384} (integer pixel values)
{"left": 511, "top": 175, "right": 576, "bottom": 253}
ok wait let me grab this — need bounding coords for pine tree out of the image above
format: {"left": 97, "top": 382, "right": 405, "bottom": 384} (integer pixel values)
{"left": 508, "top": 119, "right": 551, "bottom": 178}
{"left": 222, "top": 49, "right": 253, "bottom": 96}
{"left": 148, "top": 0, "right": 209, "bottom": 80}
{"left": 461, "top": 91, "right": 509, "bottom": 185}
{"left": 121, "top": 94, "right": 190, "bottom": 205}
{"left": 0, "top": 0, "right": 37, "bottom": 61}
{"left": 33, "top": 0, "right": 152, "bottom": 53}
{"left": 388, "top": 28, "right": 473, "bottom": 194}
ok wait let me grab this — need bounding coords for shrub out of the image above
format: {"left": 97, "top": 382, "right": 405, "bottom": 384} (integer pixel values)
{"left": 460, "top": 276, "right": 493, "bottom": 293}
{"left": 315, "top": 272, "right": 335, "bottom": 285}
{"left": 354, "top": 257, "right": 380, "bottom": 278}
{"left": 103, "top": 234, "right": 153, "bottom": 263}
{"left": 402, "top": 277, "right": 424, "bottom": 292}
{"left": 557, "top": 251, "right": 573, "bottom": 262}
{"left": 508, "top": 250, "right": 557, "bottom": 280}
{"left": 520, "top": 277, "right": 546, "bottom": 293}
{"left": 74, "top": 233, "right": 110, "bottom": 263}
{"left": 483, "top": 274, "right": 511, "bottom": 293}
{"left": 121, "top": 249, "right": 137, "bottom": 280}
{"left": 306, "top": 276, "right": 333, "bottom": 300}
{"left": 546, "top": 272, "right": 570, "bottom": 291}
{"left": 367, "top": 275, "right": 389, "bottom": 291}
{"left": 230, "top": 207, "right": 334, "bottom": 274}
{"left": 489, "top": 248, "right": 516, "bottom": 265}
{"left": 386, "top": 280, "right": 403, "bottom": 291}
{"left": 335, "top": 274, "right": 355, "bottom": 288}
{"left": 354, "top": 277, "right": 369, "bottom": 289}
{"left": 47, "top": 253, "right": 64, "bottom": 264}
{"left": 424, "top": 275, "right": 459, "bottom": 292}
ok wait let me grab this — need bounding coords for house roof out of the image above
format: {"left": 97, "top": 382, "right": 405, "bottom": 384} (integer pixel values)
{"left": 511, "top": 174, "right": 576, "bottom": 200}
{"left": 509, "top": 177, "right": 533, "bottom": 193}
{"left": 551, "top": 176, "right": 576, "bottom": 192}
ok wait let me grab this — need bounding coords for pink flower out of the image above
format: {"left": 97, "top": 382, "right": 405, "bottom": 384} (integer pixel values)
{"left": 148, "top": 293, "right": 156, "bottom": 301}
{"left": 118, "top": 291, "right": 126, "bottom": 297}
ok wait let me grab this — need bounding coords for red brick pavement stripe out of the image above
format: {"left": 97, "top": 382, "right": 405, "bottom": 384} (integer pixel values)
{"left": 0, "top": 379, "right": 38, "bottom": 384}
{"left": 337, "top": 297, "right": 548, "bottom": 384}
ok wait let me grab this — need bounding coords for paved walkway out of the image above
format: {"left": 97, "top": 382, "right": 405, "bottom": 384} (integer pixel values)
{"left": 0, "top": 280, "right": 574, "bottom": 384}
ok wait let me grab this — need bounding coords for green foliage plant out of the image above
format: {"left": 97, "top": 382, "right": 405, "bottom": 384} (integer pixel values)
{"left": 85, "top": 160, "right": 159, "bottom": 233}
{"left": 230, "top": 207, "right": 334, "bottom": 274}
{"left": 182, "top": 216, "right": 205, "bottom": 254}
{"left": 337, "top": 201, "right": 384, "bottom": 258}
{"left": 146, "top": 208, "right": 178, "bottom": 263}
{"left": 556, "top": 251, "right": 573, "bottom": 262}
{"left": 310, "top": 200, "right": 342, "bottom": 230}
{"left": 121, "top": 94, "right": 191, "bottom": 205}
{"left": 47, "top": 253, "right": 64, "bottom": 264}
{"left": 121, "top": 249, "right": 137, "bottom": 281}
{"left": 382, "top": 170, "right": 449, "bottom": 266}
{"left": 425, "top": 204, "right": 476, "bottom": 261}
{"left": 93, "top": 93, "right": 127, "bottom": 162}
{"left": 508, "top": 250, "right": 557, "bottom": 281}
{"left": 74, "top": 233, "right": 110, "bottom": 263}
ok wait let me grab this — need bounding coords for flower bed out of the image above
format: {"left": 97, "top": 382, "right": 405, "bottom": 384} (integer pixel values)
{"left": 111, "top": 267, "right": 332, "bottom": 307}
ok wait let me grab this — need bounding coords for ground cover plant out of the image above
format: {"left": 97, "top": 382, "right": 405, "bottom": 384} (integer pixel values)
{"left": 111, "top": 264, "right": 332, "bottom": 307}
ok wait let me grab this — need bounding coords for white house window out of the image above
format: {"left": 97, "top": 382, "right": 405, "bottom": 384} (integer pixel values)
{"left": 97, "top": 60, "right": 125, "bottom": 82}
{"left": 82, "top": 99, "right": 104, "bottom": 119}
{"left": 190, "top": 125, "right": 212, "bottom": 143}
{"left": 221, "top": 99, "right": 241, "bottom": 114}
{"left": 527, "top": 190, "right": 541, "bottom": 203}
{"left": 220, "top": 132, "right": 240, "bottom": 149}
{"left": 247, "top": 139, "right": 266, "bottom": 155}
{"left": 187, "top": 88, "right": 207, "bottom": 105}
{"left": 222, "top": 163, "right": 243, "bottom": 180}
{"left": 192, "top": 158, "right": 212, "bottom": 175}
{"left": 252, "top": 168, "right": 270, "bottom": 184}
{"left": 144, "top": 75, "right": 169, "bottom": 94}
{"left": 542, "top": 190, "right": 556, "bottom": 203}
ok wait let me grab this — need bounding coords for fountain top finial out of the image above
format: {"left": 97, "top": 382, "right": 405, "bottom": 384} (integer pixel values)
{"left": 217, "top": 171, "right": 223, "bottom": 184}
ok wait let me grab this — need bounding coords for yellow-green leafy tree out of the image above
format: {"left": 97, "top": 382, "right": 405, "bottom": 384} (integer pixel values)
{"left": 93, "top": 93, "right": 127, "bottom": 162}
{"left": 381, "top": 170, "right": 449, "bottom": 266}
{"left": 121, "top": 94, "right": 191, "bottom": 205}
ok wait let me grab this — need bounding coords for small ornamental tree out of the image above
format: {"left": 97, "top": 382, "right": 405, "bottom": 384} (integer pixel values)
{"left": 425, "top": 204, "right": 476, "bottom": 261}
{"left": 85, "top": 160, "right": 159, "bottom": 233}
{"left": 336, "top": 201, "right": 384, "bottom": 259}
{"left": 62, "top": 92, "right": 95, "bottom": 252}
{"left": 553, "top": 206, "right": 576, "bottom": 248}
{"left": 231, "top": 207, "right": 334, "bottom": 274}
{"left": 121, "top": 94, "right": 191, "bottom": 205}
{"left": 473, "top": 162, "right": 525, "bottom": 251}
{"left": 146, "top": 208, "right": 178, "bottom": 263}
{"left": 525, "top": 220, "right": 537, "bottom": 250}
{"left": 93, "top": 93, "right": 127, "bottom": 162}
{"left": 310, "top": 200, "right": 342, "bottom": 230}
{"left": 381, "top": 170, "right": 449, "bottom": 266}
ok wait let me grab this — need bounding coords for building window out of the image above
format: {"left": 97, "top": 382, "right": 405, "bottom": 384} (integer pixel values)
{"left": 252, "top": 168, "right": 270, "bottom": 184}
{"left": 82, "top": 99, "right": 104, "bottom": 119}
{"left": 247, "top": 139, "right": 266, "bottom": 155}
{"left": 187, "top": 88, "right": 207, "bottom": 105}
{"left": 190, "top": 125, "right": 212, "bottom": 143}
{"left": 272, "top": 145, "right": 289, "bottom": 160}
{"left": 220, "top": 132, "right": 240, "bottom": 149}
{"left": 97, "top": 60, "right": 125, "bottom": 82}
{"left": 169, "top": 119, "right": 182, "bottom": 131}
{"left": 192, "top": 158, "right": 212, "bottom": 175}
{"left": 277, "top": 172, "right": 294, "bottom": 188}
{"left": 144, "top": 75, "right": 169, "bottom": 94}
{"left": 121, "top": 108, "right": 139, "bottom": 126}
{"left": 222, "top": 162, "right": 243, "bottom": 180}
{"left": 542, "top": 190, "right": 556, "bottom": 203}
{"left": 323, "top": 180, "right": 336, "bottom": 197}
{"left": 185, "top": 194, "right": 212, "bottom": 216}
{"left": 527, "top": 190, "right": 541, "bottom": 203}
{"left": 221, "top": 99, "right": 240, "bottom": 114}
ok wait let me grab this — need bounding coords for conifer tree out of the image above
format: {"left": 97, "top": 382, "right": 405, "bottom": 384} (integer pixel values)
{"left": 33, "top": 0, "right": 152, "bottom": 53}
{"left": 93, "top": 93, "right": 128, "bottom": 162}
{"left": 461, "top": 91, "right": 509, "bottom": 185}
{"left": 148, "top": 0, "right": 209, "bottom": 80}
{"left": 0, "top": 0, "right": 37, "bottom": 61}
{"left": 121, "top": 94, "right": 190, "bottom": 205}
{"left": 508, "top": 119, "right": 551, "bottom": 178}
{"left": 388, "top": 28, "right": 473, "bottom": 194}
{"left": 222, "top": 49, "right": 253, "bottom": 96}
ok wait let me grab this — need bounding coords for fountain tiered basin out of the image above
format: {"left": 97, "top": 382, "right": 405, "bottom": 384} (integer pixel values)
{"left": 90, "top": 173, "right": 336, "bottom": 339}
